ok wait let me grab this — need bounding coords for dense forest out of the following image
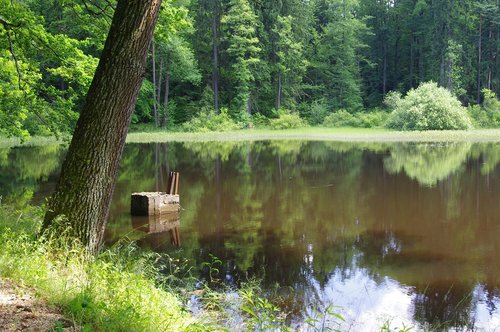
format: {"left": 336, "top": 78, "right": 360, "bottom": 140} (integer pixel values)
{"left": 0, "top": 0, "right": 499, "bottom": 137}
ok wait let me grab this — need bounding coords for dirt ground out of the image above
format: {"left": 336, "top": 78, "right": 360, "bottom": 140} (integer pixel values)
{"left": 0, "top": 279, "right": 78, "bottom": 332}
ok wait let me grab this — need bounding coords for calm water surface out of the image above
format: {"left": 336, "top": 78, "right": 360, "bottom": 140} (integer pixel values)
{"left": 1, "top": 141, "right": 500, "bottom": 331}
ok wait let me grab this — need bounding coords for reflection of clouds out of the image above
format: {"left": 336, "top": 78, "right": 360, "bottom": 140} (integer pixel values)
{"left": 305, "top": 267, "right": 414, "bottom": 331}
{"left": 473, "top": 285, "right": 500, "bottom": 331}
{"left": 300, "top": 265, "right": 500, "bottom": 331}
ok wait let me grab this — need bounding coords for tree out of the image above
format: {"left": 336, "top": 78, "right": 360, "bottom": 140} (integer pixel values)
{"left": 221, "top": 0, "right": 261, "bottom": 114}
{"left": 42, "top": 0, "right": 162, "bottom": 253}
{"left": 313, "top": 0, "right": 370, "bottom": 112}
{"left": 0, "top": 0, "right": 98, "bottom": 139}
{"left": 272, "top": 15, "right": 307, "bottom": 110}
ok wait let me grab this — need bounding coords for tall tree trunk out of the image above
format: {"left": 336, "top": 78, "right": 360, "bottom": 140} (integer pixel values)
{"left": 212, "top": 0, "right": 219, "bottom": 114}
{"left": 43, "top": 0, "right": 162, "bottom": 254}
{"left": 152, "top": 40, "right": 158, "bottom": 127}
{"left": 276, "top": 72, "right": 282, "bottom": 109}
{"left": 163, "top": 53, "right": 170, "bottom": 128}
{"left": 157, "top": 55, "right": 163, "bottom": 106}
{"left": 410, "top": 32, "right": 415, "bottom": 88}
{"left": 382, "top": 43, "right": 387, "bottom": 95}
{"left": 487, "top": 28, "right": 493, "bottom": 90}
{"left": 478, "top": 14, "right": 482, "bottom": 104}
{"left": 246, "top": 95, "right": 252, "bottom": 115}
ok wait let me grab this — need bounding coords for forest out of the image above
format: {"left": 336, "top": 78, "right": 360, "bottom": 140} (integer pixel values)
{"left": 1, "top": 0, "right": 499, "bottom": 139}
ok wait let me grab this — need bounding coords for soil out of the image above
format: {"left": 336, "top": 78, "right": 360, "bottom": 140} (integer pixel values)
{"left": 0, "top": 279, "right": 78, "bottom": 332}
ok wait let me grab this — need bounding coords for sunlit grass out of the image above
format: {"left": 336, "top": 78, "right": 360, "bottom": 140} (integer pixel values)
{"left": 2, "top": 128, "right": 499, "bottom": 148}
{"left": 0, "top": 136, "right": 64, "bottom": 148}
{"left": 0, "top": 206, "right": 211, "bottom": 331}
{"left": 126, "top": 128, "right": 500, "bottom": 143}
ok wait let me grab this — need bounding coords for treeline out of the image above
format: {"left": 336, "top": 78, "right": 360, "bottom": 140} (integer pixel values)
{"left": 0, "top": 0, "right": 499, "bottom": 136}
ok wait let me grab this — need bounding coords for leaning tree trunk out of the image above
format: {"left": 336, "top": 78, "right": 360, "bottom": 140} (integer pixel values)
{"left": 43, "top": 0, "right": 162, "bottom": 254}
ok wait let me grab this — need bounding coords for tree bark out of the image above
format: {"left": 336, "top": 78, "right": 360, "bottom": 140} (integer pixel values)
{"left": 163, "top": 53, "right": 170, "bottom": 128}
{"left": 212, "top": 0, "right": 219, "bottom": 114}
{"left": 276, "top": 72, "right": 282, "bottom": 110}
{"left": 478, "top": 14, "right": 482, "bottom": 104}
{"left": 157, "top": 55, "right": 163, "bottom": 106}
{"left": 152, "top": 40, "right": 159, "bottom": 127}
{"left": 43, "top": 0, "right": 162, "bottom": 254}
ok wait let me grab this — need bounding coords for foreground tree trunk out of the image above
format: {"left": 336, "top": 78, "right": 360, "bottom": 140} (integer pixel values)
{"left": 43, "top": 0, "right": 162, "bottom": 253}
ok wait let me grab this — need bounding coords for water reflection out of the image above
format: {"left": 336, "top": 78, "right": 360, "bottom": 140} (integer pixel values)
{"left": 1, "top": 141, "right": 500, "bottom": 330}
{"left": 132, "top": 213, "right": 182, "bottom": 249}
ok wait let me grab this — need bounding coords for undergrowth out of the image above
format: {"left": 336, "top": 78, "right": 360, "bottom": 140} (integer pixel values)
{"left": 0, "top": 204, "right": 293, "bottom": 331}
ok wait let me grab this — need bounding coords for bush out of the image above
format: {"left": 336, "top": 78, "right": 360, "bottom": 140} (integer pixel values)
{"left": 323, "top": 110, "right": 359, "bottom": 127}
{"left": 303, "top": 100, "right": 329, "bottom": 125}
{"left": 251, "top": 113, "right": 270, "bottom": 127}
{"left": 182, "top": 108, "right": 241, "bottom": 132}
{"left": 387, "top": 82, "right": 472, "bottom": 131}
{"left": 468, "top": 89, "right": 500, "bottom": 128}
{"left": 322, "top": 110, "right": 389, "bottom": 128}
{"left": 269, "top": 109, "right": 306, "bottom": 130}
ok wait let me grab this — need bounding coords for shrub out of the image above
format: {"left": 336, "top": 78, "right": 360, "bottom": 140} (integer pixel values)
{"left": 383, "top": 91, "right": 402, "bottom": 111}
{"left": 269, "top": 109, "right": 306, "bottom": 130}
{"left": 304, "top": 100, "right": 329, "bottom": 125}
{"left": 468, "top": 89, "right": 500, "bottom": 128}
{"left": 251, "top": 113, "right": 270, "bottom": 127}
{"left": 182, "top": 108, "right": 241, "bottom": 132}
{"left": 322, "top": 110, "right": 389, "bottom": 128}
{"left": 323, "top": 110, "right": 360, "bottom": 127}
{"left": 387, "top": 82, "right": 472, "bottom": 131}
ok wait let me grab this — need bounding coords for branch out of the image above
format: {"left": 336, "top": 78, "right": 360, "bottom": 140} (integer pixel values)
{"left": 5, "top": 30, "right": 22, "bottom": 90}
{"left": 80, "top": 0, "right": 114, "bottom": 22}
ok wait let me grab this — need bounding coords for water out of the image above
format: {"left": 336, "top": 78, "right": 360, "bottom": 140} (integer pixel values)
{"left": 1, "top": 141, "right": 500, "bottom": 330}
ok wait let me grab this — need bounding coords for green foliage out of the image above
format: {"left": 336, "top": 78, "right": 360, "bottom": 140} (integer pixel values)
{"left": 468, "top": 89, "right": 500, "bottom": 128}
{"left": 323, "top": 110, "right": 389, "bottom": 128}
{"left": 182, "top": 108, "right": 242, "bottom": 132}
{"left": 0, "top": 206, "right": 202, "bottom": 331}
{"left": 0, "top": 0, "right": 98, "bottom": 139}
{"left": 221, "top": 0, "right": 261, "bottom": 112}
{"left": 305, "top": 305, "right": 345, "bottom": 332}
{"left": 387, "top": 82, "right": 473, "bottom": 131}
{"left": 269, "top": 109, "right": 306, "bottom": 130}
{"left": 303, "top": 100, "right": 330, "bottom": 125}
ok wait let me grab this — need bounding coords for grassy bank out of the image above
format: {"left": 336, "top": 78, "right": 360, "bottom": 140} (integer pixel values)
{"left": 1, "top": 128, "right": 499, "bottom": 148}
{"left": 126, "top": 128, "right": 500, "bottom": 143}
{"left": 0, "top": 205, "right": 298, "bottom": 331}
{"left": 0, "top": 206, "right": 206, "bottom": 331}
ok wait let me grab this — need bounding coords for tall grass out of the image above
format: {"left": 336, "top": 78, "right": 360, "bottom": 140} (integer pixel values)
{"left": 0, "top": 205, "right": 294, "bottom": 331}
{"left": 0, "top": 205, "right": 212, "bottom": 331}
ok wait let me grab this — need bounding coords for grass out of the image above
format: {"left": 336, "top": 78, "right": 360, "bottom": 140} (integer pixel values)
{"left": 0, "top": 204, "right": 297, "bottom": 331}
{"left": 0, "top": 205, "right": 213, "bottom": 331}
{"left": 1, "top": 128, "right": 499, "bottom": 148}
{"left": 127, "top": 127, "right": 500, "bottom": 143}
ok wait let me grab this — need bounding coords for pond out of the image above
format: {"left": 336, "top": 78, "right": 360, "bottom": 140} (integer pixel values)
{"left": 1, "top": 141, "right": 500, "bottom": 330}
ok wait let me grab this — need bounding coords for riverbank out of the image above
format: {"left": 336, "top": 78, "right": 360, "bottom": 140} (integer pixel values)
{"left": 0, "top": 278, "right": 76, "bottom": 331}
{"left": 126, "top": 128, "right": 500, "bottom": 143}
{"left": 0, "top": 205, "right": 291, "bottom": 331}
{"left": 1, "top": 128, "right": 500, "bottom": 148}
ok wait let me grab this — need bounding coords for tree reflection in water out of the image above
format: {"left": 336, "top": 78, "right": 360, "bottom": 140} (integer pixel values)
{"left": 1, "top": 141, "right": 500, "bottom": 330}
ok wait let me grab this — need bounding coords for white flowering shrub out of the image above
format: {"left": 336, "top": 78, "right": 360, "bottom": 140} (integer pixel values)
{"left": 387, "top": 82, "right": 473, "bottom": 131}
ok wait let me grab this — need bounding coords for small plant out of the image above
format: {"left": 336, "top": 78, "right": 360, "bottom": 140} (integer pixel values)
{"left": 323, "top": 109, "right": 359, "bottom": 127}
{"left": 305, "top": 100, "right": 330, "bottom": 125}
{"left": 240, "top": 287, "right": 291, "bottom": 331}
{"left": 387, "top": 82, "right": 472, "bottom": 131}
{"left": 201, "top": 254, "right": 222, "bottom": 284}
{"left": 305, "top": 305, "right": 345, "bottom": 332}
{"left": 468, "top": 89, "right": 500, "bottom": 128}
{"left": 380, "top": 319, "right": 413, "bottom": 332}
{"left": 182, "top": 108, "right": 241, "bottom": 132}
{"left": 269, "top": 109, "right": 306, "bottom": 130}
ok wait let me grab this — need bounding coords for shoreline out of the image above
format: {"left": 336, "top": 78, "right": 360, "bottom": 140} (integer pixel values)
{"left": 1, "top": 128, "right": 500, "bottom": 148}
